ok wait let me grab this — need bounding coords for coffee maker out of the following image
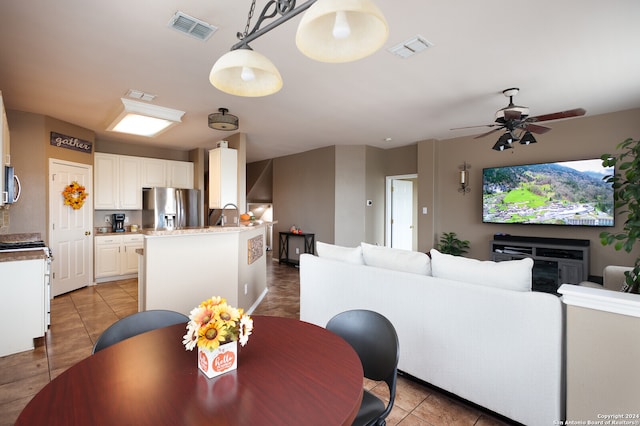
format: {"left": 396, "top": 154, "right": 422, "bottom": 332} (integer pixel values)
{"left": 112, "top": 213, "right": 125, "bottom": 232}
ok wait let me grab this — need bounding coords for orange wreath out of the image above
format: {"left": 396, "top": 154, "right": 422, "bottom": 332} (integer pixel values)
{"left": 62, "top": 181, "right": 88, "bottom": 210}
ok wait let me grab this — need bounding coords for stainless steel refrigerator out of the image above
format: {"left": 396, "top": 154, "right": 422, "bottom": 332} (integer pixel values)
{"left": 142, "top": 187, "right": 201, "bottom": 230}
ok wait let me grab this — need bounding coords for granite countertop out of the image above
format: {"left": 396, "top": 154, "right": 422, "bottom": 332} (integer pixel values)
{"left": 0, "top": 233, "right": 42, "bottom": 243}
{"left": 94, "top": 231, "right": 143, "bottom": 237}
{"left": 0, "top": 233, "right": 48, "bottom": 263}
{"left": 0, "top": 250, "right": 48, "bottom": 263}
{"left": 143, "top": 221, "right": 277, "bottom": 237}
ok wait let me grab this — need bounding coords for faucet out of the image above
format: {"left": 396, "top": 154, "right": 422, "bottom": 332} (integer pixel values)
{"left": 220, "top": 203, "right": 239, "bottom": 226}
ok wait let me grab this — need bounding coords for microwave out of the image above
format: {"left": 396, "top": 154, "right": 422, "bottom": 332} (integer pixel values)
{"left": 3, "top": 166, "right": 20, "bottom": 204}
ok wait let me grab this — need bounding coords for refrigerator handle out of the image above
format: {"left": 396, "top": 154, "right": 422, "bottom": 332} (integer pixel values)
{"left": 176, "top": 189, "right": 184, "bottom": 228}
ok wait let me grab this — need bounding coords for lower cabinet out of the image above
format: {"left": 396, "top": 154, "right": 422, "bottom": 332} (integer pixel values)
{"left": 95, "top": 234, "right": 143, "bottom": 282}
{"left": 0, "top": 257, "right": 47, "bottom": 357}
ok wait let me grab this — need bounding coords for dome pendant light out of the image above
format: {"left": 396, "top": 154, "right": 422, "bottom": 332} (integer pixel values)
{"left": 296, "top": 0, "right": 389, "bottom": 63}
{"left": 209, "top": 0, "right": 387, "bottom": 97}
{"left": 208, "top": 108, "right": 239, "bottom": 131}
{"left": 210, "top": 46, "right": 283, "bottom": 97}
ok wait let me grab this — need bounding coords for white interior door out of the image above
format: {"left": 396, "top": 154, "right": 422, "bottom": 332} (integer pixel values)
{"left": 391, "top": 179, "right": 414, "bottom": 250}
{"left": 49, "top": 159, "right": 93, "bottom": 296}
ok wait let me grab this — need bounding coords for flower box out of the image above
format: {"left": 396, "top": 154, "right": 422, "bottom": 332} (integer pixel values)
{"left": 198, "top": 340, "right": 238, "bottom": 378}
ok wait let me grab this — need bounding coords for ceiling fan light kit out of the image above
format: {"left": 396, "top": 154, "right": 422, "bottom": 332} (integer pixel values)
{"left": 452, "top": 88, "right": 586, "bottom": 151}
{"left": 209, "top": 0, "right": 388, "bottom": 97}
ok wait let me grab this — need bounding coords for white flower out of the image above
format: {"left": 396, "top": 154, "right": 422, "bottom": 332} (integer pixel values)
{"left": 182, "top": 321, "right": 199, "bottom": 351}
{"left": 238, "top": 315, "right": 254, "bottom": 347}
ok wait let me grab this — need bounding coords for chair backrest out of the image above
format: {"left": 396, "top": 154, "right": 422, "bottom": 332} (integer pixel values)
{"left": 92, "top": 309, "right": 188, "bottom": 354}
{"left": 326, "top": 309, "right": 399, "bottom": 387}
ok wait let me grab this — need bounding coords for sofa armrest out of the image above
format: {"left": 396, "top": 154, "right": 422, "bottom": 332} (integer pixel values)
{"left": 603, "top": 265, "right": 633, "bottom": 292}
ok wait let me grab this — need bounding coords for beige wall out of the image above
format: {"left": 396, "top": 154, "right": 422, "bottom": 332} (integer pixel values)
{"left": 7, "top": 111, "right": 95, "bottom": 238}
{"left": 565, "top": 305, "right": 640, "bottom": 420}
{"left": 422, "top": 108, "right": 640, "bottom": 276}
{"left": 273, "top": 146, "right": 336, "bottom": 259}
{"left": 365, "top": 146, "right": 387, "bottom": 245}
{"left": 335, "top": 145, "right": 366, "bottom": 246}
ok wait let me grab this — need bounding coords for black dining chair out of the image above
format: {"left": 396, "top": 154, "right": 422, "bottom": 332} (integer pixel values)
{"left": 92, "top": 309, "right": 189, "bottom": 354}
{"left": 326, "top": 309, "right": 399, "bottom": 426}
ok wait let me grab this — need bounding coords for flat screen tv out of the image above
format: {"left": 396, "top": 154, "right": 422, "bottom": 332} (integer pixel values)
{"left": 482, "top": 159, "right": 614, "bottom": 227}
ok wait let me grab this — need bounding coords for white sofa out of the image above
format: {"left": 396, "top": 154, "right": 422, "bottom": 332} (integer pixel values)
{"left": 299, "top": 244, "right": 565, "bottom": 426}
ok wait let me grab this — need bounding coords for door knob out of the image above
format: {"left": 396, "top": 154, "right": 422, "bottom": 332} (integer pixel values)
{"left": 85, "top": 231, "right": 91, "bottom": 236}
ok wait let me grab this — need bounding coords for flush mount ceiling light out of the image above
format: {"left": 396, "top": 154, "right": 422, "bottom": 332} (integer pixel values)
{"left": 209, "top": 0, "right": 388, "bottom": 97}
{"left": 107, "top": 98, "right": 185, "bottom": 137}
{"left": 208, "top": 108, "right": 239, "bottom": 131}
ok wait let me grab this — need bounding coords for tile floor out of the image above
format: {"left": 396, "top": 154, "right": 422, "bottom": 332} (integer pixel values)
{"left": 0, "top": 255, "right": 513, "bottom": 426}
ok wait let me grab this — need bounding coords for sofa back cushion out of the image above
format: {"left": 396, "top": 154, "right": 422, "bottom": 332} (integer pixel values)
{"left": 430, "top": 249, "right": 533, "bottom": 291}
{"left": 361, "top": 242, "right": 432, "bottom": 276}
{"left": 316, "top": 241, "right": 364, "bottom": 265}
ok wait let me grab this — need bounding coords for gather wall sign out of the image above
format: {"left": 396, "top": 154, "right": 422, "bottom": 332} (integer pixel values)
{"left": 50, "top": 131, "right": 93, "bottom": 154}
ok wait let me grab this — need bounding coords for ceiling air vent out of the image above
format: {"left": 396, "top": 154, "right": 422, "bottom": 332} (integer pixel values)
{"left": 168, "top": 11, "right": 218, "bottom": 41}
{"left": 388, "top": 35, "right": 433, "bottom": 58}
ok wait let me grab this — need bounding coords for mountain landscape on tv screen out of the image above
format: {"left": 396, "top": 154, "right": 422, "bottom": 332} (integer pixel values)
{"left": 482, "top": 161, "right": 614, "bottom": 226}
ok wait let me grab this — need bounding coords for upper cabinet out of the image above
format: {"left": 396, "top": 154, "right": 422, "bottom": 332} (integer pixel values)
{"left": 141, "top": 158, "right": 193, "bottom": 189}
{"left": 141, "top": 158, "right": 167, "bottom": 188}
{"left": 94, "top": 153, "right": 141, "bottom": 210}
{"left": 209, "top": 147, "right": 238, "bottom": 209}
{"left": 95, "top": 153, "right": 194, "bottom": 210}
{"left": 168, "top": 160, "right": 194, "bottom": 189}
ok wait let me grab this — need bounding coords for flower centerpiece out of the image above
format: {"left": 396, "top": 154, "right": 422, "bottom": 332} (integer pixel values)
{"left": 183, "top": 296, "right": 253, "bottom": 378}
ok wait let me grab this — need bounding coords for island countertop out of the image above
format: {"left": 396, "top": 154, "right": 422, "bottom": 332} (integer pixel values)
{"left": 142, "top": 221, "right": 276, "bottom": 237}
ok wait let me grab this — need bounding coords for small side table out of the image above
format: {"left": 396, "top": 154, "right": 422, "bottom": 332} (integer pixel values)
{"left": 279, "top": 232, "right": 315, "bottom": 266}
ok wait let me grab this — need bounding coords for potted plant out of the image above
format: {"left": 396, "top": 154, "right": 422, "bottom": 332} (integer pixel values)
{"left": 600, "top": 137, "right": 640, "bottom": 294}
{"left": 436, "top": 232, "right": 470, "bottom": 256}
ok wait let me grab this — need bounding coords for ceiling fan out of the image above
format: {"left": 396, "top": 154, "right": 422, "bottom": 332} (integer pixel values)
{"left": 452, "top": 88, "right": 586, "bottom": 151}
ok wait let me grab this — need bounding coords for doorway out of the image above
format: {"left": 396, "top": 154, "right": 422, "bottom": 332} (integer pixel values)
{"left": 385, "top": 174, "right": 417, "bottom": 250}
{"left": 49, "top": 159, "right": 94, "bottom": 296}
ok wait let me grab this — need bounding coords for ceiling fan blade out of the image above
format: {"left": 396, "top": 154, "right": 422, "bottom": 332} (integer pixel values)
{"left": 529, "top": 108, "right": 586, "bottom": 122}
{"left": 524, "top": 123, "right": 552, "bottom": 134}
{"left": 450, "top": 124, "right": 498, "bottom": 130}
{"left": 474, "top": 127, "right": 503, "bottom": 139}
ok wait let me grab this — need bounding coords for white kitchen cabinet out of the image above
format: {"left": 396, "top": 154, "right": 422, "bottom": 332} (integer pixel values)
{"left": 119, "top": 156, "right": 142, "bottom": 209}
{"left": 0, "top": 257, "right": 47, "bottom": 356}
{"left": 94, "top": 153, "right": 118, "bottom": 209}
{"left": 209, "top": 147, "right": 238, "bottom": 208}
{"left": 141, "top": 158, "right": 167, "bottom": 188}
{"left": 122, "top": 234, "right": 143, "bottom": 275}
{"left": 95, "top": 234, "right": 143, "bottom": 281}
{"left": 94, "top": 153, "right": 142, "bottom": 210}
{"left": 168, "top": 160, "right": 194, "bottom": 189}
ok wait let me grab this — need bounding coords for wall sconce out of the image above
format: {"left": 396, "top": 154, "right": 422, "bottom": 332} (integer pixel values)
{"left": 209, "top": 0, "right": 389, "bottom": 97}
{"left": 458, "top": 162, "right": 471, "bottom": 195}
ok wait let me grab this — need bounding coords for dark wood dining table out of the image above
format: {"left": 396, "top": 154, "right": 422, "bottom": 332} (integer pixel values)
{"left": 16, "top": 315, "right": 364, "bottom": 425}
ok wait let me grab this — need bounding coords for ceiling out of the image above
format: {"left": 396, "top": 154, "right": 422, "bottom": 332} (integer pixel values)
{"left": 1, "top": 1, "right": 639, "bottom": 163}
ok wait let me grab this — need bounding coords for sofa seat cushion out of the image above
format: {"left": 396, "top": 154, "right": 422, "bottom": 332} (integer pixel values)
{"left": 316, "top": 241, "right": 364, "bottom": 264}
{"left": 361, "top": 242, "right": 431, "bottom": 276}
{"left": 430, "top": 249, "right": 533, "bottom": 291}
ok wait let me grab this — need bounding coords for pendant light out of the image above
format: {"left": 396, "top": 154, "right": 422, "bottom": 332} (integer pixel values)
{"left": 296, "top": 0, "right": 389, "bottom": 63}
{"left": 209, "top": 47, "right": 283, "bottom": 97}
{"left": 209, "top": 0, "right": 387, "bottom": 97}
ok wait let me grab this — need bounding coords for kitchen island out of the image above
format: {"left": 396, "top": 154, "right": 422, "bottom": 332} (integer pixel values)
{"left": 138, "top": 223, "right": 272, "bottom": 315}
